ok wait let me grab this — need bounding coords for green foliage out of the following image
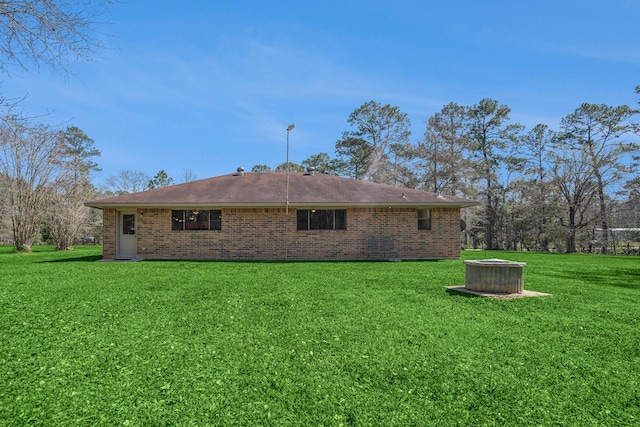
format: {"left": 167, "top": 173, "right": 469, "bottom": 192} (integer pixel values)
{"left": 250, "top": 96, "right": 639, "bottom": 252}
{"left": 334, "top": 134, "right": 373, "bottom": 179}
{"left": 147, "top": 169, "right": 174, "bottom": 190}
{"left": 251, "top": 164, "right": 272, "bottom": 173}
{"left": 336, "top": 101, "right": 411, "bottom": 183}
{"left": 275, "top": 162, "right": 304, "bottom": 172}
{"left": 1, "top": 248, "right": 638, "bottom": 425}
{"left": 301, "top": 152, "right": 339, "bottom": 175}
{"left": 466, "top": 99, "right": 524, "bottom": 250}
{"left": 58, "top": 126, "right": 101, "bottom": 183}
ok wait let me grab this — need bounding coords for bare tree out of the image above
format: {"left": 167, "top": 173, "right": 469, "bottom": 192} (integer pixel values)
{"left": 551, "top": 143, "right": 598, "bottom": 253}
{"left": 46, "top": 126, "right": 100, "bottom": 250}
{"left": 388, "top": 142, "right": 419, "bottom": 188}
{"left": 45, "top": 182, "right": 88, "bottom": 249}
{"left": 0, "top": 0, "right": 115, "bottom": 75}
{"left": 181, "top": 168, "right": 198, "bottom": 183}
{"left": 105, "top": 169, "right": 149, "bottom": 195}
{"left": 559, "top": 103, "right": 638, "bottom": 253}
{"left": 0, "top": 117, "right": 61, "bottom": 251}
{"left": 518, "top": 124, "right": 557, "bottom": 250}
{"left": 417, "top": 102, "right": 469, "bottom": 195}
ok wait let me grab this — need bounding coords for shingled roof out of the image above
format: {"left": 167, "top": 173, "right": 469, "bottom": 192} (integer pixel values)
{"left": 86, "top": 171, "right": 478, "bottom": 208}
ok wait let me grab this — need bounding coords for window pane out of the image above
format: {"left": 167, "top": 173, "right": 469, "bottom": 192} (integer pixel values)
{"left": 418, "top": 218, "right": 431, "bottom": 230}
{"left": 122, "top": 214, "right": 135, "bottom": 235}
{"left": 310, "top": 210, "right": 331, "bottom": 229}
{"left": 185, "top": 209, "right": 209, "bottom": 230}
{"left": 335, "top": 210, "right": 346, "bottom": 230}
{"left": 172, "top": 210, "right": 184, "bottom": 231}
{"left": 322, "top": 211, "right": 333, "bottom": 229}
{"left": 418, "top": 209, "right": 431, "bottom": 230}
{"left": 210, "top": 210, "right": 222, "bottom": 231}
{"left": 298, "top": 209, "right": 346, "bottom": 231}
{"left": 309, "top": 210, "right": 319, "bottom": 229}
{"left": 297, "top": 210, "right": 309, "bottom": 230}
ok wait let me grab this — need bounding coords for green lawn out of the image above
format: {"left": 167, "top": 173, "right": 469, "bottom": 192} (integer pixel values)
{"left": 1, "top": 247, "right": 638, "bottom": 426}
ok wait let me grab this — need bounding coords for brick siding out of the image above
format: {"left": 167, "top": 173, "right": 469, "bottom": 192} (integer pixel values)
{"left": 102, "top": 208, "right": 117, "bottom": 259}
{"left": 102, "top": 207, "right": 461, "bottom": 260}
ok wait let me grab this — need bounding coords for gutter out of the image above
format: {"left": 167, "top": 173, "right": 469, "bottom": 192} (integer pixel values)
{"left": 85, "top": 201, "right": 481, "bottom": 209}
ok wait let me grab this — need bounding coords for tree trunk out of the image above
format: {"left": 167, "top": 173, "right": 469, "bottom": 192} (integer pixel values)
{"left": 566, "top": 205, "right": 577, "bottom": 253}
{"left": 595, "top": 173, "right": 609, "bottom": 254}
{"left": 485, "top": 196, "right": 494, "bottom": 250}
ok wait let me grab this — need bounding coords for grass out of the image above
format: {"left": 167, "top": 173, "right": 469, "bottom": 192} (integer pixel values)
{"left": 0, "top": 247, "right": 638, "bottom": 426}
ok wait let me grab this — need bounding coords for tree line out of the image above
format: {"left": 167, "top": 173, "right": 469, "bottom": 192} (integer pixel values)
{"left": 0, "top": 1, "right": 638, "bottom": 254}
{"left": 0, "top": 0, "right": 113, "bottom": 251}
{"left": 0, "top": 0, "right": 184, "bottom": 252}
{"left": 255, "top": 97, "right": 640, "bottom": 254}
{"left": 3, "top": 96, "right": 638, "bottom": 254}
{"left": 0, "top": 117, "right": 184, "bottom": 251}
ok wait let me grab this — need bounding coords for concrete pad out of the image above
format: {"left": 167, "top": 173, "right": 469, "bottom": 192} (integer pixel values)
{"left": 446, "top": 286, "right": 551, "bottom": 299}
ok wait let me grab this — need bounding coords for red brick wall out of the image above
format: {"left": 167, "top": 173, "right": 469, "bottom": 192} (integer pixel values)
{"left": 104, "top": 207, "right": 461, "bottom": 260}
{"left": 103, "top": 208, "right": 116, "bottom": 259}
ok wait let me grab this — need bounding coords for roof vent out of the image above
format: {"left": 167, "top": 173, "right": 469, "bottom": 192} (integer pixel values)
{"left": 305, "top": 166, "right": 316, "bottom": 176}
{"left": 236, "top": 167, "right": 245, "bottom": 176}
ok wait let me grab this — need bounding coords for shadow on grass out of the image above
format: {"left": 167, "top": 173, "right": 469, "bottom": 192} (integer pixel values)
{"left": 551, "top": 268, "right": 640, "bottom": 290}
{"left": 581, "top": 268, "right": 639, "bottom": 290}
{"left": 26, "top": 256, "right": 449, "bottom": 265}
{"left": 445, "top": 288, "right": 477, "bottom": 298}
{"left": 44, "top": 255, "right": 105, "bottom": 263}
{"left": 139, "top": 258, "right": 445, "bottom": 264}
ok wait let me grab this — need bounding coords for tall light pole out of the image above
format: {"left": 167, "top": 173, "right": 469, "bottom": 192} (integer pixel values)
{"left": 286, "top": 124, "right": 295, "bottom": 214}
{"left": 286, "top": 124, "right": 295, "bottom": 171}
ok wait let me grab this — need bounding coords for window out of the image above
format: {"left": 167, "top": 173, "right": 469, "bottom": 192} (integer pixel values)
{"left": 172, "top": 210, "right": 222, "bottom": 231}
{"left": 418, "top": 208, "right": 431, "bottom": 230}
{"left": 210, "top": 210, "right": 222, "bottom": 231}
{"left": 122, "top": 214, "right": 135, "bottom": 235}
{"left": 297, "top": 209, "right": 346, "bottom": 230}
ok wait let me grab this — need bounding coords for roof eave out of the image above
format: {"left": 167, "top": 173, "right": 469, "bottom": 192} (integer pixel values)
{"left": 85, "top": 201, "right": 480, "bottom": 209}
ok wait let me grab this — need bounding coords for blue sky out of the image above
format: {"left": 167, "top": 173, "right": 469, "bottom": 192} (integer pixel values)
{"left": 4, "top": 0, "right": 640, "bottom": 186}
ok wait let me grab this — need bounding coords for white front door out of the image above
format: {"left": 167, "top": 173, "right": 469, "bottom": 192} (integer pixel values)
{"left": 117, "top": 211, "right": 137, "bottom": 259}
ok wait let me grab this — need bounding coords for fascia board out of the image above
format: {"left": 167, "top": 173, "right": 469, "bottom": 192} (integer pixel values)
{"left": 86, "top": 201, "right": 481, "bottom": 209}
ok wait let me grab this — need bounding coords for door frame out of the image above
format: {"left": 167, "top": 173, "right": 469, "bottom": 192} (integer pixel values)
{"left": 116, "top": 210, "right": 137, "bottom": 260}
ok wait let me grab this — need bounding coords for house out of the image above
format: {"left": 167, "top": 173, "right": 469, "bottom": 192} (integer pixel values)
{"left": 86, "top": 168, "right": 479, "bottom": 261}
